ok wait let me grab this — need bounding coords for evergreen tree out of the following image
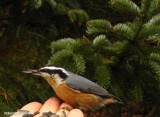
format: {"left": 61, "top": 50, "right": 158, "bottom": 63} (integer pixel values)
{"left": 49, "top": 0, "right": 160, "bottom": 116}
{"left": 0, "top": 0, "right": 160, "bottom": 117}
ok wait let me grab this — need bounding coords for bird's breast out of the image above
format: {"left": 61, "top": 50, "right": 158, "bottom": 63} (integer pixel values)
{"left": 55, "top": 83, "right": 79, "bottom": 106}
{"left": 54, "top": 83, "right": 104, "bottom": 111}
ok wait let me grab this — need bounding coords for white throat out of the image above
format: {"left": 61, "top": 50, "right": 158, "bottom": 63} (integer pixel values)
{"left": 53, "top": 74, "right": 64, "bottom": 85}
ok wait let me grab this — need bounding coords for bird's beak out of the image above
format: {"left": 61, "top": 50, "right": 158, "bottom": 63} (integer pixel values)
{"left": 22, "top": 70, "right": 40, "bottom": 75}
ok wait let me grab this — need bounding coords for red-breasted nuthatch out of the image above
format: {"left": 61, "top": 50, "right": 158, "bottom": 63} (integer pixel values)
{"left": 23, "top": 65, "right": 123, "bottom": 111}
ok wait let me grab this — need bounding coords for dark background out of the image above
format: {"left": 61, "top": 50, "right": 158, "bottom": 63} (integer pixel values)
{"left": 0, "top": 0, "right": 160, "bottom": 116}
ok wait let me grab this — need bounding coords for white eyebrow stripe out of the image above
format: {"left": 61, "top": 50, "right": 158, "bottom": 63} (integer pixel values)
{"left": 40, "top": 66, "right": 69, "bottom": 76}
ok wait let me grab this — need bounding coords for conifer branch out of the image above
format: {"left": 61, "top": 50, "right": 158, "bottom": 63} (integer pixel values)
{"left": 110, "top": 0, "right": 141, "bottom": 15}
{"left": 67, "top": 9, "right": 89, "bottom": 22}
{"left": 86, "top": 19, "right": 112, "bottom": 35}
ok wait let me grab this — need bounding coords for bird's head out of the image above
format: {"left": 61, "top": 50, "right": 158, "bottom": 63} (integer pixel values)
{"left": 22, "top": 66, "right": 69, "bottom": 80}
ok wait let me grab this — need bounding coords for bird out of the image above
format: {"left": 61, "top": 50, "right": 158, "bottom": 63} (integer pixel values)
{"left": 22, "top": 65, "right": 123, "bottom": 111}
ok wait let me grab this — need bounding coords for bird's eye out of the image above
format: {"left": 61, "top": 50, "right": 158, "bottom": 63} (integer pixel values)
{"left": 39, "top": 69, "right": 54, "bottom": 75}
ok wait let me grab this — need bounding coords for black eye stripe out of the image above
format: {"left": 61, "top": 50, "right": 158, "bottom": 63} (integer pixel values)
{"left": 39, "top": 69, "right": 68, "bottom": 79}
{"left": 39, "top": 69, "right": 53, "bottom": 74}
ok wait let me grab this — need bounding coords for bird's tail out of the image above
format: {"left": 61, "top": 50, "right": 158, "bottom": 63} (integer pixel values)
{"left": 103, "top": 94, "right": 123, "bottom": 105}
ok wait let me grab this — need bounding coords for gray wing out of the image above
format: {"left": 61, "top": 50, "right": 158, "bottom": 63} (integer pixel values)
{"left": 65, "top": 71, "right": 111, "bottom": 98}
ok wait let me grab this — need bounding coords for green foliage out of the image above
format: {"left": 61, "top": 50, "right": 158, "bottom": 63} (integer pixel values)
{"left": 31, "top": 0, "right": 43, "bottom": 9}
{"left": 129, "top": 84, "right": 143, "bottom": 102}
{"left": 113, "top": 23, "right": 134, "bottom": 40}
{"left": 47, "top": 0, "right": 57, "bottom": 9}
{"left": 49, "top": 37, "right": 112, "bottom": 83}
{"left": 93, "top": 35, "right": 111, "bottom": 48}
{"left": 95, "top": 65, "right": 110, "bottom": 88}
{"left": 50, "top": 38, "right": 76, "bottom": 51}
{"left": 145, "top": 13, "right": 160, "bottom": 27}
{"left": 55, "top": 3, "right": 69, "bottom": 15}
{"left": 141, "top": 0, "right": 152, "bottom": 14}
{"left": 86, "top": 19, "right": 112, "bottom": 35}
{"left": 110, "top": 84, "right": 123, "bottom": 98}
{"left": 31, "top": 0, "right": 57, "bottom": 9}
{"left": 49, "top": 38, "right": 86, "bottom": 74}
{"left": 150, "top": 53, "right": 160, "bottom": 63}
{"left": 110, "top": 0, "right": 141, "bottom": 15}
{"left": 1, "top": 0, "right": 160, "bottom": 116}
{"left": 48, "top": 0, "right": 160, "bottom": 116}
{"left": 106, "top": 41, "right": 128, "bottom": 55}
{"left": 67, "top": 9, "right": 89, "bottom": 23}
{"left": 149, "top": 61, "right": 160, "bottom": 80}
{"left": 148, "top": 0, "right": 160, "bottom": 18}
